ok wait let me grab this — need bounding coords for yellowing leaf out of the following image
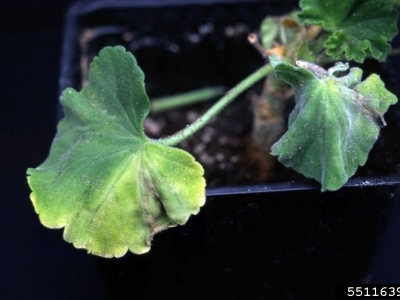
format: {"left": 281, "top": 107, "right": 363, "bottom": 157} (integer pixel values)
{"left": 27, "top": 46, "right": 205, "bottom": 257}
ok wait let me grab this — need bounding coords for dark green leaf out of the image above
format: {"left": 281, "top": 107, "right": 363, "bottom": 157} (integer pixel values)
{"left": 298, "top": 0, "right": 398, "bottom": 62}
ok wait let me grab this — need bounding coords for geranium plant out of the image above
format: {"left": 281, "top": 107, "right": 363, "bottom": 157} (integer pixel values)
{"left": 27, "top": 0, "right": 399, "bottom": 257}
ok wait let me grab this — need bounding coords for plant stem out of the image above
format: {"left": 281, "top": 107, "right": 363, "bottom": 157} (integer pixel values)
{"left": 157, "top": 64, "right": 273, "bottom": 146}
{"left": 151, "top": 86, "right": 226, "bottom": 113}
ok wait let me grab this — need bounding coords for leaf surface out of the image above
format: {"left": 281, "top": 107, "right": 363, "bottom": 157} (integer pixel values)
{"left": 27, "top": 46, "right": 205, "bottom": 257}
{"left": 270, "top": 56, "right": 397, "bottom": 191}
{"left": 297, "top": 0, "right": 398, "bottom": 62}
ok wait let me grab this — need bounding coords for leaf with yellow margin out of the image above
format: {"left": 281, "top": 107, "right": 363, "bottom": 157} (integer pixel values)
{"left": 27, "top": 46, "right": 205, "bottom": 257}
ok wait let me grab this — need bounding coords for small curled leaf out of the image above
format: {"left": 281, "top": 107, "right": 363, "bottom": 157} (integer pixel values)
{"left": 270, "top": 56, "right": 397, "bottom": 191}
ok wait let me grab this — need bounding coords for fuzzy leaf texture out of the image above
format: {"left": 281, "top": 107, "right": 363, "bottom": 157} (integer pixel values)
{"left": 270, "top": 56, "right": 397, "bottom": 191}
{"left": 27, "top": 46, "right": 205, "bottom": 257}
{"left": 297, "top": 0, "right": 398, "bottom": 63}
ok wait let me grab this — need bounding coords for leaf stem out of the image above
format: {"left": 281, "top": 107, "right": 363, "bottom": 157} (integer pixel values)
{"left": 150, "top": 86, "right": 226, "bottom": 113}
{"left": 157, "top": 64, "right": 273, "bottom": 146}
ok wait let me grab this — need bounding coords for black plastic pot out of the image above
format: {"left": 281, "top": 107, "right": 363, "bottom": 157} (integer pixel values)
{"left": 60, "top": 1, "right": 400, "bottom": 299}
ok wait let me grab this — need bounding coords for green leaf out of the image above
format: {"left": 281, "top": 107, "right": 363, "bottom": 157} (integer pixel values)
{"left": 260, "top": 16, "right": 280, "bottom": 50}
{"left": 270, "top": 56, "right": 397, "bottom": 191}
{"left": 259, "top": 12, "right": 301, "bottom": 54}
{"left": 297, "top": 0, "right": 398, "bottom": 62}
{"left": 27, "top": 46, "right": 205, "bottom": 257}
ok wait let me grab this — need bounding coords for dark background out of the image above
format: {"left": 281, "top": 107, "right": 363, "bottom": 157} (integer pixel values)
{"left": 1, "top": 0, "right": 105, "bottom": 299}
{"left": 2, "top": 1, "right": 400, "bottom": 300}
